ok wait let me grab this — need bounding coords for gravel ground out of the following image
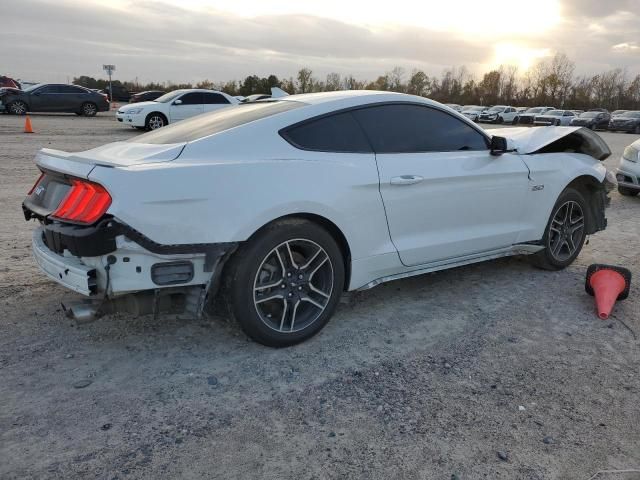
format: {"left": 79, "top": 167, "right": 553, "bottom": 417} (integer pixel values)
{"left": 1, "top": 113, "right": 639, "bottom": 480}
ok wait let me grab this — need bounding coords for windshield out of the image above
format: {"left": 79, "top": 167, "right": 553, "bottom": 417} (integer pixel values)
{"left": 130, "top": 100, "right": 304, "bottom": 144}
{"left": 621, "top": 111, "right": 640, "bottom": 118}
{"left": 580, "top": 112, "right": 599, "bottom": 118}
{"left": 154, "top": 90, "right": 187, "bottom": 103}
{"left": 23, "top": 83, "right": 45, "bottom": 92}
{"left": 468, "top": 106, "right": 485, "bottom": 111}
{"left": 612, "top": 110, "right": 627, "bottom": 115}
{"left": 526, "top": 107, "right": 544, "bottom": 113}
{"left": 488, "top": 106, "right": 505, "bottom": 112}
{"left": 546, "top": 110, "right": 563, "bottom": 116}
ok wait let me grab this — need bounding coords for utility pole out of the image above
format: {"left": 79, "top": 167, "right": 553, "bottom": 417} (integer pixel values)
{"left": 103, "top": 64, "right": 116, "bottom": 104}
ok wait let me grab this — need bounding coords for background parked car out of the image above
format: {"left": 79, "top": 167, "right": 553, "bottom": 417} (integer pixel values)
{"left": 478, "top": 105, "right": 518, "bottom": 124}
{"left": 517, "top": 107, "right": 555, "bottom": 125}
{"left": 116, "top": 88, "right": 239, "bottom": 130}
{"left": 570, "top": 111, "right": 610, "bottom": 130}
{"left": 129, "top": 90, "right": 166, "bottom": 103}
{"left": 608, "top": 111, "right": 640, "bottom": 134}
{"left": 1, "top": 83, "right": 109, "bottom": 116}
{"left": 533, "top": 109, "right": 576, "bottom": 126}
{"left": 616, "top": 139, "right": 640, "bottom": 196}
{"left": 460, "top": 105, "right": 487, "bottom": 122}
{"left": 102, "top": 85, "right": 134, "bottom": 102}
{"left": 611, "top": 109, "right": 628, "bottom": 118}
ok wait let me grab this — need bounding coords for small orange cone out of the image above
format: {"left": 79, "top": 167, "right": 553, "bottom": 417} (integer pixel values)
{"left": 585, "top": 264, "right": 632, "bottom": 319}
{"left": 24, "top": 115, "right": 34, "bottom": 133}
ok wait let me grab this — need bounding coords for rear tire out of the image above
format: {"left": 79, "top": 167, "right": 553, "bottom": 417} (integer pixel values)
{"left": 7, "top": 101, "right": 27, "bottom": 115}
{"left": 618, "top": 186, "right": 639, "bottom": 197}
{"left": 531, "top": 188, "right": 588, "bottom": 270}
{"left": 222, "top": 218, "right": 345, "bottom": 347}
{"left": 512, "top": 117, "right": 519, "bottom": 125}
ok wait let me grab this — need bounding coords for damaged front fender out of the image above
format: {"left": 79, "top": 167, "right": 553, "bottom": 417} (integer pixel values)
{"left": 490, "top": 126, "right": 611, "bottom": 161}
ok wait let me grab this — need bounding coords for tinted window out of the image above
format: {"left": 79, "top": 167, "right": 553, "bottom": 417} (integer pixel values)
{"left": 352, "top": 104, "right": 488, "bottom": 153}
{"left": 283, "top": 112, "right": 372, "bottom": 153}
{"left": 131, "top": 101, "right": 303, "bottom": 144}
{"left": 58, "top": 85, "right": 86, "bottom": 94}
{"left": 202, "top": 93, "right": 230, "bottom": 105}
{"left": 36, "top": 85, "right": 57, "bottom": 94}
{"left": 178, "top": 92, "right": 203, "bottom": 105}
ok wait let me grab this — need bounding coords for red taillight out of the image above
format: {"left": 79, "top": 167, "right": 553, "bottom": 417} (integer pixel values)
{"left": 27, "top": 173, "right": 44, "bottom": 195}
{"left": 51, "top": 179, "right": 112, "bottom": 225}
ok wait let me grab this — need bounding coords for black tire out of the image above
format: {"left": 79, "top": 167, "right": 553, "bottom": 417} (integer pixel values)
{"left": 618, "top": 186, "right": 639, "bottom": 197}
{"left": 7, "top": 101, "right": 27, "bottom": 115}
{"left": 633, "top": 125, "right": 640, "bottom": 135}
{"left": 512, "top": 117, "right": 519, "bottom": 125}
{"left": 555, "top": 119, "right": 561, "bottom": 126}
{"left": 496, "top": 116, "right": 503, "bottom": 124}
{"left": 81, "top": 102, "right": 97, "bottom": 117}
{"left": 145, "top": 112, "right": 167, "bottom": 130}
{"left": 531, "top": 188, "right": 589, "bottom": 270}
{"left": 222, "top": 218, "right": 345, "bottom": 347}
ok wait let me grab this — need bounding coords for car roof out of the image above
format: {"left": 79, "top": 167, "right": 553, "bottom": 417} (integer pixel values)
{"left": 279, "top": 90, "right": 440, "bottom": 108}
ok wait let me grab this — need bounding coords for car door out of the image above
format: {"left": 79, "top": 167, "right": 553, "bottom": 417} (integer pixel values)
{"left": 168, "top": 92, "right": 204, "bottom": 122}
{"left": 57, "top": 85, "right": 87, "bottom": 112}
{"left": 503, "top": 107, "right": 516, "bottom": 123}
{"left": 202, "top": 92, "right": 231, "bottom": 113}
{"left": 29, "top": 85, "right": 62, "bottom": 112}
{"left": 352, "top": 103, "right": 531, "bottom": 267}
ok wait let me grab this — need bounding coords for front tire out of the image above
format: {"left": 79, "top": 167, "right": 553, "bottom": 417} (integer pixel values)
{"left": 81, "top": 102, "right": 97, "bottom": 117}
{"left": 7, "top": 101, "right": 27, "bottom": 115}
{"left": 223, "top": 219, "right": 345, "bottom": 347}
{"left": 145, "top": 112, "right": 167, "bottom": 130}
{"left": 532, "top": 188, "right": 588, "bottom": 270}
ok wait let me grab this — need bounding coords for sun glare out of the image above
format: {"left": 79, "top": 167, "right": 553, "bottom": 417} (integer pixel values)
{"left": 492, "top": 43, "right": 551, "bottom": 70}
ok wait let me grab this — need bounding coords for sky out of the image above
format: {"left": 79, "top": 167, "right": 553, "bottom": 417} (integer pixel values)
{"left": 3, "top": 0, "right": 640, "bottom": 85}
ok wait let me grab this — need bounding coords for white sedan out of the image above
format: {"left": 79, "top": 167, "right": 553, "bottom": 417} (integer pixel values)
{"left": 534, "top": 109, "right": 576, "bottom": 126}
{"left": 478, "top": 105, "right": 519, "bottom": 124}
{"left": 23, "top": 91, "right": 614, "bottom": 347}
{"left": 116, "top": 89, "right": 238, "bottom": 130}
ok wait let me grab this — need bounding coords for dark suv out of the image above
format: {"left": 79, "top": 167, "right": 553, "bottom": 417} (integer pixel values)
{"left": 0, "top": 83, "right": 109, "bottom": 116}
{"left": 569, "top": 110, "right": 611, "bottom": 130}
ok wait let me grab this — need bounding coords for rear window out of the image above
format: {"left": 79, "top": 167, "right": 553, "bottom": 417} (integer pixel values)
{"left": 130, "top": 101, "right": 304, "bottom": 144}
{"left": 281, "top": 112, "right": 372, "bottom": 153}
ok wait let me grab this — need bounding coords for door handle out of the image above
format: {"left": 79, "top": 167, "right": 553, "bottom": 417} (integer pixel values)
{"left": 390, "top": 175, "right": 424, "bottom": 186}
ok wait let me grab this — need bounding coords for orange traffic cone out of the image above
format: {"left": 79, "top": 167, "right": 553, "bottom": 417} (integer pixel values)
{"left": 585, "top": 264, "right": 632, "bottom": 319}
{"left": 24, "top": 115, "right": 34, "bottom": 133}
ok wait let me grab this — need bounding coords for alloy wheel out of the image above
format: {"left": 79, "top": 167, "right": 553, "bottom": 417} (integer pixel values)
{"left": 548, "top": 200, "right": 585, "bottom": 262}
{"left": 83, "top": 103, "right": 97, "bottom": 116}
{"left": 253, "top": 239, "right": 334, "bottom": 333}
{"left": 148, "top": 115, "right": 165, "bottom": 129}
{"left": 10, "top": 102, "right": 26, "bottom": 115}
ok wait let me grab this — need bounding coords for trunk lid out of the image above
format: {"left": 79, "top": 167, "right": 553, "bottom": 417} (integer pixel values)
{"left": 490, "top": 126, "right": 611, "bottom": 160}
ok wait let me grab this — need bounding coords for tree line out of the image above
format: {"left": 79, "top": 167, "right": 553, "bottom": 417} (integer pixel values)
{"left": 73, "top": 53, "right": 640, "bottom": 110}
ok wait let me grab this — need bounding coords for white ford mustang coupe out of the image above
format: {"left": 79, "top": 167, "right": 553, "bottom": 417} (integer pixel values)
{"left": 23, "top": 91, "right": 615, "bottom": 347}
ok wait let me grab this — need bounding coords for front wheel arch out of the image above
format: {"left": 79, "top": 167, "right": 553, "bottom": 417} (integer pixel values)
{"left": 563, "top": 175, "right": 607, "bottom": 234}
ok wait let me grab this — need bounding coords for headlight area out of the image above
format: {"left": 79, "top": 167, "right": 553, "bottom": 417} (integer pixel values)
{"left": 622, "top": 145, "right": 639, "bottom": 163}
{"left": 122, "top": 107, "right": 144, "bottom": 115}
{"left": 31, "top": 218, "right": 238, "bottom": 322}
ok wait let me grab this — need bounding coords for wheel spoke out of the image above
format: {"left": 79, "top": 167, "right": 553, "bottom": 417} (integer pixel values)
{"left": 570, "top": 221, "right": 584, "bottom": 235}
{"left": 279, "top": 299, "right": 288, "bottom": 331}
{"left": 255, "top": 293, "right": 284, "bottom": 304}
{"left": 308, "top": 282, "right": 330, "bottom": 299}
{"left": 289, "top": 299, "right": 301, "bottom": 331}
{"left": 301, "top": 296, "right": 325, "bottom": 310}
{"left": 254, "top": 278, "right": 284, "bottom": 292}
{"left": 285, "top": 241, "right": 299, "bottom": 269}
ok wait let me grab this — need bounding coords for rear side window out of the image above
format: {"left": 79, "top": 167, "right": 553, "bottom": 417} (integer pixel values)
{"left": 178, "top": 92, "right": 203, "bottom": 105}
{"left": 131, "top": 101, "right": 304, "bottom": 144}
{"left": 352, "top": 104, "right": 488, "bottom": 153}
{"left": 282, "top": 112, "right": 372, "bottom": 153}
{"left": 203, "top": 93, "right": 230, "bottom": 104}
{"left": 58, "top": 85, "right": 86, "bottom": 94}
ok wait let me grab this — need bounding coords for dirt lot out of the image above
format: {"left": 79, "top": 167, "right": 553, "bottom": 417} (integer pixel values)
{"left": 1, "top": 113, "right": 639, "bottom": 480}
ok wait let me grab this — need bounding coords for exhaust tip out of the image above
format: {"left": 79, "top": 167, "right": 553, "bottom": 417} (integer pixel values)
{"left": 61, "top": 301, "right": 102, "bottom": 324}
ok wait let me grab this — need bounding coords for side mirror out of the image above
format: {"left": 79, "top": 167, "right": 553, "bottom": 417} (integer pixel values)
{"left": 173, "top": 99, "right": 183, "bottom": 105}
{"left": 490, "top": 136, "right": 509, "bottom": 156}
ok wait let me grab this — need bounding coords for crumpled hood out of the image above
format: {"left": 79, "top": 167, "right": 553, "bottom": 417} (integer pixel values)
{"left": 490, "top": 126, "right": 611, "bottom": 160}
{"left": 0, "top": 87, "right": 21, "bottom": 97}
